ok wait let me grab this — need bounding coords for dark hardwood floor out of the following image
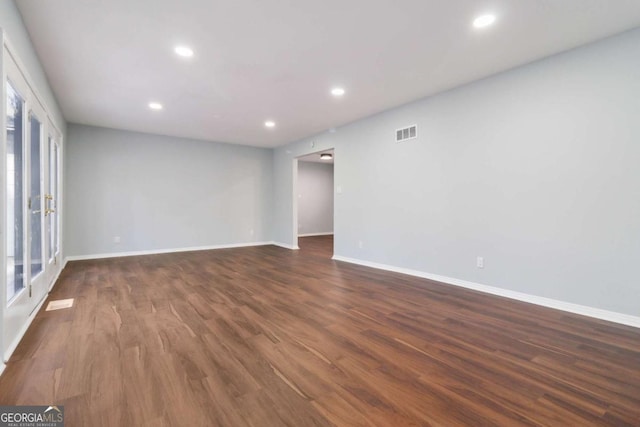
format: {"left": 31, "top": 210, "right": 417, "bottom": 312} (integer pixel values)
{"left": 0, "top": 236, "right": 639, "bottom": 426}
{"left": 297, "top": 234, "right": 334, "bottom": 258}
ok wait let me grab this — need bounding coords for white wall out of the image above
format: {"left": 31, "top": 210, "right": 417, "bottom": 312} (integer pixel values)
{"left": 65, "top": 124, "right": 273, "bottom": 257}
{"left": 297, "top": 161, "right": 333, "bottom": 236}
{"left": 273, "top": 28, "right": 640, "bottom": 317}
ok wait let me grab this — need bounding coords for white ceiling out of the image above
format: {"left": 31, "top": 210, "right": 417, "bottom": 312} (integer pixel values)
{"left": 16, "top": 0, "right": 640, "bottom": 148}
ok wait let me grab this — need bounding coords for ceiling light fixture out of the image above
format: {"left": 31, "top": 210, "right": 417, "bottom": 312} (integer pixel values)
{"left": 320, "top": 153, "right": 333, "bottom": 160}
{"left": 148, "top": 102, "right": 163, "bottom": 110}
{"left": 174, "top": 45, "right": 194, "bottom": 57}
{"left": 473, "top": 14, "right": 496, "bottom": 29}
{"left": 331, "top": 87, "right": 345, "bottom": 97}
{"left": 265, "top": 120, "right": 276, "bottom": 128}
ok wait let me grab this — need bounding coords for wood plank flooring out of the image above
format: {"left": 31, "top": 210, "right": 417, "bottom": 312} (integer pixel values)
{"left": 1, "top": 236, "right": 639, "bottom": 426}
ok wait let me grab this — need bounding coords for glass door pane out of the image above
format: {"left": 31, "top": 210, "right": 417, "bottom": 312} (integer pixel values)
{"left": 6, "top": 83, "right": 25, "bottom": 302}
{"left": 29, "top": 113, "right": 43, "bottom": 279}
{"left": 47, "top": 137, "right": 54, "bottom": 262}
{"left": 46, "top": 137, "right": 59, "bottom": 262}
{"left": 53, "top": 142, "right": 59, "bottom": 256}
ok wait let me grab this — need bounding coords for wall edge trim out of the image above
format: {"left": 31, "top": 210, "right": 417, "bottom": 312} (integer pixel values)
{"left": 65, "top": 241, "right": 274, "bottom": 261}
{"left": 331, "top": 255, "right": 640, "bottom": 329}
{"left": 3, "top": 295, "right": 48, "bottom": 362}
{"left": 271, "top": 242, "right": 300, "bottom": 250}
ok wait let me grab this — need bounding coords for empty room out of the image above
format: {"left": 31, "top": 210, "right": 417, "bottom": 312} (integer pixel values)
{"left": 1, "top": 0, "right": 639, "bottom": 425}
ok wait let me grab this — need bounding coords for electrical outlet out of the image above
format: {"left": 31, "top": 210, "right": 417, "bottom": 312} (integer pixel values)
{"left": 477, "top": 256, "right": 484, "bottom": 268}
{"left": 114, "top": 236, "right": 121, "bottom": 244}
{"left": 250, "top": 229, "right": 254, "bottom": 236}
{"left": 358, "top": 240, "right": 363, "bottom": 249}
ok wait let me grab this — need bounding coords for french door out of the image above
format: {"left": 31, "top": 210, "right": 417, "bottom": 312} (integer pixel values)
{"left": 3, "top": 46, "right": 59, "bottom": 358}
{"left": 45, "top": 129, "right": 61, "bottom": 287}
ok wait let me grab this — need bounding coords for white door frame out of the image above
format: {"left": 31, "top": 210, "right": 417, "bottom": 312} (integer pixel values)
{"left": 292, "top": 149, "right": 336, "bottom": 252}
{"left": 27, "top": 97, "right": 48, "bottom": 306}
{"left": 44, "top": 121, "right": 62, "bottom": 289}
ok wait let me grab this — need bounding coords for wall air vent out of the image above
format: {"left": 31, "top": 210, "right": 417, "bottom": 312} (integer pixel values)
{"left": 396, "top": 124, "right": 417, "bottom": 143}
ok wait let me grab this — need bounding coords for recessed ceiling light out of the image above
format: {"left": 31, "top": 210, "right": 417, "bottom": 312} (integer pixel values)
{"left": 320, "top": 153, "right": 333, "bottom": 160}
{"left": 174, "top": 45, "right": 194, "bottom": 57}
{"left": 473, "top": 14, "right": 496, "bottom": 29}
{"left": 265, "top": 120, "right": 276, "bottom": 128}
{"left": 148, "top": 102, "right": 163, "bottom": 110}
{"left": 331, "top": 87, "right": 345, "bottom": 97}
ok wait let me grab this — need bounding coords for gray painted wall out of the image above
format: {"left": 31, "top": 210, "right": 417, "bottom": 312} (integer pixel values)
{"left": 0, "top": 1, "right": 65, "bottom": 133}
{"left": 273, "top": 28, "right": 640, "bottom": 316}
{"left": 297, "top": 161, "right": 333, "bottom": 235}
{"left": 65, "top": 124, "right": 272, "bottom": 256}
{"left": 272, "top": 150, "right": 296, "bottom": 246}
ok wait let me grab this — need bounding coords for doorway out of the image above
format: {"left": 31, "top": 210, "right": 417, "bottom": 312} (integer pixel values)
{"left": 294, "top": 149, "right": 334, "bottom": 258}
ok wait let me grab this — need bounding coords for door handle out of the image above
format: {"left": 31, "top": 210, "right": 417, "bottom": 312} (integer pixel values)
{"left": 45, "top": 209, "right": 55, "bottom": 216}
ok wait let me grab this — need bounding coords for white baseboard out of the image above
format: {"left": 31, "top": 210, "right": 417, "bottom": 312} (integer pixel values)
{"left": 271, "top": 241, "right": 300, "bottom": 250}
{"left": 48, "top": 258, "right": 67, "bottom": 292}
{"left": 298, "top": 232, "right": 334, "bottom": 237}
{"left": 65, "top": 241, "right": 274, "bottom": 262}
{"left": 3, "top": 259, "right": 69, "bottom": 366}
{"left": 3, "top": 294, "right": 49, "bottom": 362}
{"left": 332, "top": 255, "right": 640, "bottom": 329}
